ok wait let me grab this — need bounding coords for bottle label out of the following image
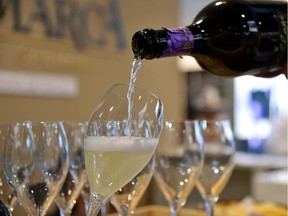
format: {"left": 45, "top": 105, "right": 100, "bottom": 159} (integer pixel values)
{"left": 162, "top": 27, "right": 194, "bottom": 57}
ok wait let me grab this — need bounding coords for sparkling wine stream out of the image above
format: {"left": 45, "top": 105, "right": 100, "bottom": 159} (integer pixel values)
{"left": 126, "top": 57, "right": 142, "bottom": 134}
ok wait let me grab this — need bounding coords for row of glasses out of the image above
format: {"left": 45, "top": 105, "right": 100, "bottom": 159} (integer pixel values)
{"left": 154, "top": 119, "right": 236, "bottom": 216}
{"left": 82, "top": 83, "right": 235, "bottom": 216}
{"left": 107, "top": 118, "right": 235, "bottom": 216}
{"left": 1, "top": 119, "right": 234, "bottom": 216}
{"left": 1, "top": 121, "right": 89, "bottom": 216}
{"left": 0, "top": 82, "right": 236, "bottom": 216}
{"left": 4, "top": 121, "right": 69, "bottom": 216}
{"left": 81, "top": 83, "right": 235, "bottom": 216}
{"left": 1, "top": 117, "right": 159, "bottom": 216}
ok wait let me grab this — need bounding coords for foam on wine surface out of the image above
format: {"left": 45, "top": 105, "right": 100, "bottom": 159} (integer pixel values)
{"left": 85, "top": 136, "right": 157, "bottom": 151}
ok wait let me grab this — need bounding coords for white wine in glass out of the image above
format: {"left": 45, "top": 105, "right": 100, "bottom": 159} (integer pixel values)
{"left": 196, "top": 119, "right": 235, "bottom": 216}
{"left": 85, "top": 135, "right": 158, "bottom": 198}
{"left": 84, "top": 83, "right": 163, "bottom": 216}
{"left": 110, "top": 155, "right": 155, "bottom": 216}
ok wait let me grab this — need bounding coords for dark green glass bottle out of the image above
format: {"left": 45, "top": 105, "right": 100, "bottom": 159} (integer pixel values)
{"left": 132, "top": 0, "right": 287, "bottom": 78}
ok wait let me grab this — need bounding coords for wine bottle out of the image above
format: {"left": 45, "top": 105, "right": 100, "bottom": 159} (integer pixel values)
{"left": 0, "top": 199, "right": 10, "bottom": 216}
{"left": 131, "top": 0, "right": 287, "bottom": 78}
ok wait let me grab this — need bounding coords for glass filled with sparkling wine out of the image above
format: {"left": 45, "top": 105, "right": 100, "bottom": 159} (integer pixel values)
{"left": 196, "top": 119, "right": 235, "bottom": 216}
{"left": 4, "top": 121, "right": 69, "bottom": 216}
{"left": 84, "top": 83, "right": 163, "bottom": 216}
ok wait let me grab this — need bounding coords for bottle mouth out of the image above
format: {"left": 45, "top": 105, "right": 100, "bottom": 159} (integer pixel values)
{"left": 131, "top": 29, "right": 158, "bottom": 60}
{"left": 131, "top": 30, "right": 147, "bottom": 59}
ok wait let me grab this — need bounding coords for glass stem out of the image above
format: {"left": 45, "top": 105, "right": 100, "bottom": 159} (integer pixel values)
{"left": 59, "top": 207, "right": 72, "bottom": 216}
{"left": 82, "top": 196, "right": 90, "bottom": 214}
{"left": 119, "top": 204, "right": 130, "bottom": 216}
{"left": 170, "top": 209, "right": 181, "bottom": 216}
{"left": 204, "top": 201, "right": 214, "bottom": 216}
{"left": 100, "top": 203, "right": 107, "bottom": 216}
{"left": 87, "top": 193, "right": 105, "bottom": 216}
{"left": 169, "top": 203, "right": 181, "bottom": 216}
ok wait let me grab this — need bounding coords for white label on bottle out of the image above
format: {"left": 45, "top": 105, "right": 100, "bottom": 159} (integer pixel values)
{"left": 248, "top": 21, "right": 258, "bottom": 32}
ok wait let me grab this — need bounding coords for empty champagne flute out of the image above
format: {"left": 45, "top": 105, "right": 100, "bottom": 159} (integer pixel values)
{"left": 4, "top": 121, "right": 69, "bottom": 216}
{"left": 55, "top": 121, "right": 87, "bottom": 216}
{"left": 153, "top": 120, "right": 204, "bottom": 216}
{"left": 0, "top": 123, "right": 18, "bottom": 214}
{"left": 84, "top": 83, "right": 163, "bottom": 216}
{"left": 196, "top": 119, "right": 235, "bottom": 216}
{"left": 110, "top": 155, "right": 155, "bottom": 216}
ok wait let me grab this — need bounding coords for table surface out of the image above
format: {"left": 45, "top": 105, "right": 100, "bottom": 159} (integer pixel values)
{"left": 107, "top": 203, "right": 288, "bottom": 216}
{"left": 107, "top": 205, "right": 205, "bottom": 216}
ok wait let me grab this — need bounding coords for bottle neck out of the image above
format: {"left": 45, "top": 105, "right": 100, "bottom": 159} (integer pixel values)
{"left": 160, "top": 27, "right": 195, "bottom": 57}
{"left": 132, "top": 27, "right": 196, "bottom": 59}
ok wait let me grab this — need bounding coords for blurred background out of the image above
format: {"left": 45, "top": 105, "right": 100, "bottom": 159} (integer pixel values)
{"left": 0, "top": 0, "right": 287, "bottom": 214}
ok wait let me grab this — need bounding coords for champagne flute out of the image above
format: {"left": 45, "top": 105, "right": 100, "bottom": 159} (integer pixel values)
{"left": 110, "top": 155, "right": 155, "bottom": 216}
{"left": 153, "top": 120, "right": 204, "bottom": 216}
{"left": 55, "top": 121, "right": 87, "bottom": 216}
{"left": 4, "top": 121, "right": 69, "bottom": 216}
{"left": 196, "top": 119, "right": 235, "bottom": 216}
{"left": 81, "top": 159, "right": 108, "bottom": 215}
{"left": 84, "top": 83, "right": 163, "bottom": 216}
{"left": 0, "top": 123, "right": 18, "bottom": 214}
{"left": 81, "top": 173, "right": 108, "bottom": 215}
